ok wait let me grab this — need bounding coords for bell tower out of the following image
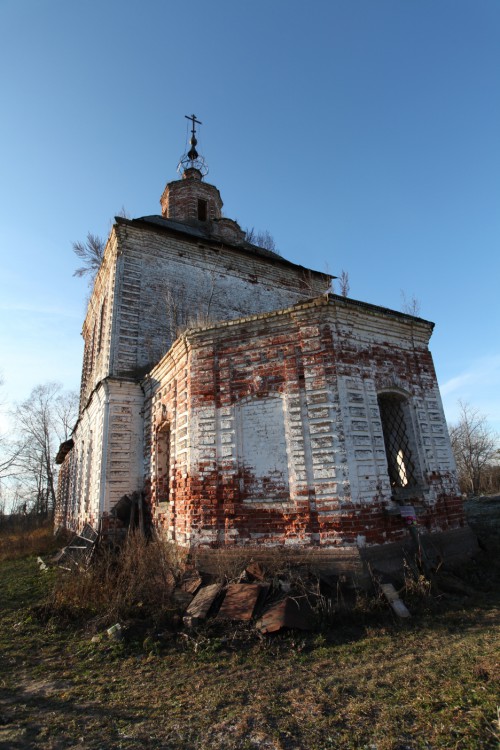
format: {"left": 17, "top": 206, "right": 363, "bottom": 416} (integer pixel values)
{"left": 160, "top": 114, "right": 223, "bottom": 224}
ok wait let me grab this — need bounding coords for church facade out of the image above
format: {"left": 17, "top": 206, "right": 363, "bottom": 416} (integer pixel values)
{"left": 55, "top": 122, "right": 472, "bottom": 569}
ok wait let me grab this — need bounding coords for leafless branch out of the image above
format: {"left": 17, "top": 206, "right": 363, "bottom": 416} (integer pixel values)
{"left": 244, "top": 227, "right": 280, "bottom": 254}
{"left": 339, "top": 269, "right": 350, "bottom": 297}
{"left": 72, "top": 233, "right": 105, "bottom": 285}
{"left": 400, "top": 290, "right": 421, "bottom": 316}
{"left": 448, "top": 401, "right": 499, "bottom": 495}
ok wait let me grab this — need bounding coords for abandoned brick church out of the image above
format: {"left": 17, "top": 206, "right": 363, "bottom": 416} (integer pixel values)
{"left": 55, "top": 118, "right": 472, "bottom": 569}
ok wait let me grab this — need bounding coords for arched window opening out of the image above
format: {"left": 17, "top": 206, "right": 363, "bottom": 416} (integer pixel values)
{"left": 378, "top": 393, "right": 419, "bottom": 491}
{"left": 197, "top": 199, "right": 208, "bottom": 221}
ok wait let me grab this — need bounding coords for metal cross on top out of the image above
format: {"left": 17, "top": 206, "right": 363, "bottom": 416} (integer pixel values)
{"left": 178, "top": 113, "right": 208, "bottom": 176}
{"left": 185, "top": 113, "right": 202, "bottom": 138}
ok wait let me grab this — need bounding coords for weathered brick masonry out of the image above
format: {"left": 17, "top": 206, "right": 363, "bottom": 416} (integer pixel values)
{"left": 55, "top": 159, "right": 328, "bottom": 531}
{"left": 143, "top": 295, "right": 465, "bottom": 550}
{"left": 56, "top": 134, "right": 473, "bottom": 571}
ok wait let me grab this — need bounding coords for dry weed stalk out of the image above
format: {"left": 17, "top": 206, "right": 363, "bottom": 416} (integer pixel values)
{"left": 49, "top": 532, "right": 187, "bottom": 627}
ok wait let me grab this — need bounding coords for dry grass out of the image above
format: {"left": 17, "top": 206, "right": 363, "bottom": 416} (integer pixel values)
{"left": 42, "top": 531, "right": 188, "bottom": 629}
{"left": 1, "top": 552, "right": 499, "bottom": 749}
{"left": 0, "top": 518, "right": 62, "bottom": 562}
{"left": 1, "top": 502, "right": 499, "bottom": 748}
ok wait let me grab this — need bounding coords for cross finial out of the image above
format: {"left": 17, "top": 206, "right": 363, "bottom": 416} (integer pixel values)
{"left": 185, "top": 114, "right": 202, "bottom": 162}
{"left": 185, "top": 113, "right": 202, "bottom": 139}
{"left": 177, "top": 114, "right": 208, "bottom": 177}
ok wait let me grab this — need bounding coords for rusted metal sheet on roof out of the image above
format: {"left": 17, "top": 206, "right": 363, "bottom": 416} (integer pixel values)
{"left": 183, "top": 583, "right": 222, "bottom": 628}
{"left": 256, "top": 596, "right": 315, "bottom": 634}
{"left": 217, "top": 583, "right": 264, "bottom": 621}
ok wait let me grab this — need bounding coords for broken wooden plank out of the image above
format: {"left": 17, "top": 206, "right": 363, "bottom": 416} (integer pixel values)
{"left": 390, "top": 598, "right": 411, "bottom": 618}
{"left": 217, "top": 583, "right": 264, "bottom": 621}
{"left": 256, "top": 596, "right": 315, "bottom": 634}
{"left": 183, "top": 583, "right": 222, "bottom": 628}
{"left": 379, "top": 583, "right": 399, "bottom": 602}
{"left": 180, "top": 571, "right": 203, "bottom": 595}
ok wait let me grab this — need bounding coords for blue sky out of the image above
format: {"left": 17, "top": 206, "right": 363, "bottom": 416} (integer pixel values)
{"left": 0, "top": 0, "right": 499, "bottom": 433}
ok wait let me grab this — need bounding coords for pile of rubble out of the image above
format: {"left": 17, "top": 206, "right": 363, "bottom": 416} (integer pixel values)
{"left": 177, "top": 561, "right": 413, "bottom": 634}
{"left": 47, "top": 528, "right": 418, "bottom": 636}
{"left": 179, "top": 562, "right": 318, "bottom": 635}
{"left": 174, "top": 563, "right": 319, "bottom": 633}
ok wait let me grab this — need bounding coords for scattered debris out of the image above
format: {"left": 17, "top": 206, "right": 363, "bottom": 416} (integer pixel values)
{"left": 217, "top": 583, "right": 267, "bottom": 622}
{"left": 183, "top": 583, "right": 222, "bottom": 629}
{"left": 379, "top": 583, "right": 411, "bottom": 618}
{"left": 256, "top": 596, "right": 316, "bottom": 634}
{"left": 107, "top": 623, "right": 123, "bottom": 640}
{"left": 244, "top": 562, "right": 266, "bottom": 582}
{"left": 56, "top": 524, "right": 99, "bottom": 570}
{"left": 50, "top": 529, "right": 482, "bottom": 638}
{"left": 179, "top": 571, "right": 203, "bottom": 595}
{"left": 37, "top": 557, "right": 48, "bottom": 572}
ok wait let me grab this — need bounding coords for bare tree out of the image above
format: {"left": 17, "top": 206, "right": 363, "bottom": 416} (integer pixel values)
{"left": 116, "top": 205, "right": 131, "bottom": 220}
{"left": 448, "top": 401, "right": 499, "bottom": 496}
{"left": 0, "top": 377, "right": 24, "bottom": 482}
{"left": 12, "top": 383, "right": 78, "bottom": 518}
{"left": 0, "top": 440, "right": 24, "bottom": 482}
{"left": 245, "top": 228, "right": 279, "bottom": 254}
{"left": 163, "top": 283, "right": 190, "bottom": 347}
{"left": 54, "top": 390, "right": 79, "bottom": 442}
{"left": 401, "top": 290, "right": 421, "bottom": 316}
{"left": 339, "top": 269, "right": 350, "bottom": 297}
{"left": 72, "top": 233, "right": 105, "bottom": 286}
